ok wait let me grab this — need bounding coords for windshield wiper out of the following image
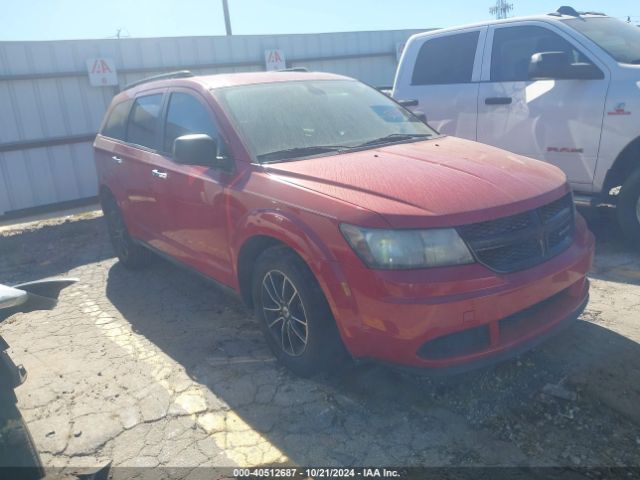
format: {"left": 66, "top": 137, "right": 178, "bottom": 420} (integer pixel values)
{"left": 355, "top": 133, "right": 432, "bottom": 148}
{"left": 259, "top": 145, "right": 352, "bottom": 163}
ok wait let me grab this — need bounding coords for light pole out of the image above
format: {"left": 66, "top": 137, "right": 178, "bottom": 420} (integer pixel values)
{"left": 489, "top": 0, "right": 514, "bottom": 20}
{"left": 222, "top": 0, "right": 232, "bottom": 35}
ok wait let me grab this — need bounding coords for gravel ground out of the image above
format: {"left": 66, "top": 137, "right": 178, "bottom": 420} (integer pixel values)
{"left": 0, "top": 207, "right": 639, "bottom": 476}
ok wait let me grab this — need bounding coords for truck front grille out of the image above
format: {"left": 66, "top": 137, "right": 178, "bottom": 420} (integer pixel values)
{"left": 457, "top": 193, "right": 575, "bottom": 273}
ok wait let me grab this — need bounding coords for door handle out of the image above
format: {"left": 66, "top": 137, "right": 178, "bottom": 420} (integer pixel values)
{"left": 151, "top": 169, "right": 168, "bottom": 179}
{"left": 398, "top": 99, "right": 419, "bottom": 107}
{"left": 485, "top": 97, "right": 512, "bottom": 105}
{"left": 112, "top": 155, "right": 123, "bottom": 164}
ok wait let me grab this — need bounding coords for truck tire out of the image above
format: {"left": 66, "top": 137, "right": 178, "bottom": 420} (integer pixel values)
{"left": 252, "top": 247, "right": 348, "bottom": 377}
{"left": 101, "top": 194, "right": 152, "bottom": 269}
{"left": 616, "top": 168, "right": 640, "bottom": 246}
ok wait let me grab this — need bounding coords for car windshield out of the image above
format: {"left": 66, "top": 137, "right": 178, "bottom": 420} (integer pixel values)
{"left": 215, "top": 79, "right": 435, "bottom": 163}
{"left": 564, "top": 17, "right": 640, "bottom": 64}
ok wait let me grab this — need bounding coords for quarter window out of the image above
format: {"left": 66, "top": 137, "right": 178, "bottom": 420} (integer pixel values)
{"left": 126, "top": 94, "right": 163, "bottom": 149}
{"left": 490, "top": 26, "right": 591, "bottom": 82}
{"left": 411, "top": 31, "right": 479, "bottom": 85}
{"left": 101, "top": 100, "right": 132, "bottom": 141}
{"left": 163, "top": 93, "right": 218, "bottom": 153}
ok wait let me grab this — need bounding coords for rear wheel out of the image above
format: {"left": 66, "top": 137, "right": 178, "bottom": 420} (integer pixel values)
{"left": 101, "top": 194, "right": 151, "bottom": 269}
{"left": 252, "top": 247, "right": 347, "bottom": 377}
{"left": 616, "top": 168, "right": 640, "bottom": 246}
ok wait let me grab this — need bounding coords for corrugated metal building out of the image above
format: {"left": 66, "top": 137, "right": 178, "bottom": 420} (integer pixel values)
{"left": 0, "top": 29, "right": 427, "bottom": 216}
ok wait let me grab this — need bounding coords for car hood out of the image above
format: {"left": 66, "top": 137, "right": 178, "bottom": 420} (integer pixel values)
{"left": 263, "top": 136, "right": 568, "bottom": 228}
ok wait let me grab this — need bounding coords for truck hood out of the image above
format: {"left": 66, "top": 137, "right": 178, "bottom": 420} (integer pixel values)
{"left": 264, "top": 136, "right": 568, "bottom": 228}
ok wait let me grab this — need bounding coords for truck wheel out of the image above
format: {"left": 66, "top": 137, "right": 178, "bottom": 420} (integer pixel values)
{"left": 252, "top": 247, "right": 347, "bottom": 377}
{"left": 616, "top": 168, "right": 640, "bottom": 246}
{"left": 101, "top": 195, "right": 152, "bottom": 269}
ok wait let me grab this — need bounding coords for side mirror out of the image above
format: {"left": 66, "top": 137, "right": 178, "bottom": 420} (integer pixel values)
{"left": 414, "top": 111, "right": 428, "bottom": 123}
{"left": 529, "top": 51, "right": 570, "bottom": 79}
{"left": 529, "top": 52, "right": 603, "bottom": 80}
{"left": 173, "top": 134, "right": 234, "bottom": 171}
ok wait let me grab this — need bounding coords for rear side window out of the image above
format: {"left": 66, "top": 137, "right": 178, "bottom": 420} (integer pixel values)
{"left": 101, "top": 100, "right": 132, "bottom": 140}
{"left": 126, "top": 94, "right": 163, "bottom": 149}
{"left": 411, "top": 31, "right": 479, "bottom": 85}
{"left": 491, "top": 26, "right": 591, "bottom": 82}
{"left": 163, "top": 93, "right": 218, "bottom": 153}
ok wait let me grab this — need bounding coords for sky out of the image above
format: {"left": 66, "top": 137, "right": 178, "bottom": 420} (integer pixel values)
{"left": 1, "top": 0, "right": 638, "bottom": 41}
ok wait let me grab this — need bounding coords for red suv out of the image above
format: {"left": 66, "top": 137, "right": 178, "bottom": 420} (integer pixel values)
{"left": 94, "top": 70, "right": 594, "bottom": 376}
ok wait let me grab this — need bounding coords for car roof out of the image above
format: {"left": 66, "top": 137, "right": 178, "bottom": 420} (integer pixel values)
{"left": 407, "top": 11, "right": 609, "bottom": 39}
{"left": 116, "top": 71, "right": 354, "bottom": 102}
{"left": 199, "top": 71, "right": 353, "bottom": 89}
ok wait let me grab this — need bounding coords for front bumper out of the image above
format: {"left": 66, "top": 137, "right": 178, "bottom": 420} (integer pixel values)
{"left": 333, "top": 218, "right": 595, "bottom": 370}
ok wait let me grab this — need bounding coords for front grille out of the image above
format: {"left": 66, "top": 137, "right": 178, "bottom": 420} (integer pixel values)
{"left": 458, "top": 193, "right": 575, "bottom": 273}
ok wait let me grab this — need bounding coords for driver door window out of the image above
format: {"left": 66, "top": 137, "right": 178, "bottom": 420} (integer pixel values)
{"left": 490, "top": 25, "right": 592, "bottom": 81}
{"left": 163, "top": 92, "right": 219, "bottom": 154}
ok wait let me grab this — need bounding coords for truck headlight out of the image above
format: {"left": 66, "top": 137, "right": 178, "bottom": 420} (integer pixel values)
{"left": 340, "top": 224, "right": 474, "bottom": 269}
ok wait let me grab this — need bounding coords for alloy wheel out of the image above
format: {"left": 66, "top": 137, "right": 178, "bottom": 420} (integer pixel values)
{"left": 261, "top": 270, "right": 309, "bottom": 357}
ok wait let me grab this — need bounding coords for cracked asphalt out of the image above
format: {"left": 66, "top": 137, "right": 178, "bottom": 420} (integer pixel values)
{"left": 0, "top": 207, "right": 639, "bottom": 476}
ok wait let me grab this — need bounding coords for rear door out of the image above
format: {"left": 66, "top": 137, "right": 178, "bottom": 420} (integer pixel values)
{"left": 152, "top": 89, "right": 234, "bottom": 283}
{"left": 122, "top": 91, "right": 166, "bottom": 241}
{"left": 94, "top": 99, "right": 132, "bottom": 207}
{"left": 476, "top": 22, "right": 609, "bottom": 190}
{"left": 393, "top": 28, "right": 486, "bottom": 139}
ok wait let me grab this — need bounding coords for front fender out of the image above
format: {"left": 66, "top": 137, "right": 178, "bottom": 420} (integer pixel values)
{"left": 231, "top": 209, "right": 361, "bottom": 342}
{"left": 232, "top": 209, "right": 337, "bottom": 269}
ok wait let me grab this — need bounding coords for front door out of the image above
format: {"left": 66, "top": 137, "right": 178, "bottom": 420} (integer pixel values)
{"left": 477, "top": 23, "right": 609, "bottom": 190}
{"left": 152, "top": 89, "right": 234, "bottom": 284}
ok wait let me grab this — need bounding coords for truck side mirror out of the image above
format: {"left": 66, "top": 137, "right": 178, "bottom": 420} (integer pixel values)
{"left": 414, "top": 111, "right": 428, "bottom": 123}
{"left": 529, "top": 51, "right": 570, "bottom": 79}
{"left": 529, "top": 52, "right": 604, "bottom": 80}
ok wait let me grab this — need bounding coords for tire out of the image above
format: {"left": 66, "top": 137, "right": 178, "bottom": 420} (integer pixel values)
{"left": 616, "top": 168, "right": 640, "bottom": 246}
{"left": 252, "top": 247, "right": 348, "bottom": 377}
{"left": 101, "top": 194, "right": 152, "bottom": 269}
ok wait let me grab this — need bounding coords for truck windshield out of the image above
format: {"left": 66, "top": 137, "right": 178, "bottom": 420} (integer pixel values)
{"left": 216, "top": 79, "right": 435, "bottom": 163}
{"left": 564, "top": 17, "right": 640, "bottom": 64}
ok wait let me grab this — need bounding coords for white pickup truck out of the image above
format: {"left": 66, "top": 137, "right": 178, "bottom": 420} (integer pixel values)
{"left": 393, "top": 6, "right": 640, "bottom": 243}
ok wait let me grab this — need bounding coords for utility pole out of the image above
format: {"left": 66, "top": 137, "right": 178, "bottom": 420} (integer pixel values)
{"left": 222, "top": 0, "right": 232, "bottom": 36}
{"left": 489, "top": 0, "right": 514, "bottom": 20}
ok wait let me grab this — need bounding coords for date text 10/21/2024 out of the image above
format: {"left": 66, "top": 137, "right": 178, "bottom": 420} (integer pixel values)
{"left": 233, "top": 468, "right": 401, "bottom": 478}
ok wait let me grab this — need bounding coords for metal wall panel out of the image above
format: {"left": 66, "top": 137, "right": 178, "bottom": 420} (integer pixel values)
{"left": 0, "top": 29, "right": 429, "bottom": 215}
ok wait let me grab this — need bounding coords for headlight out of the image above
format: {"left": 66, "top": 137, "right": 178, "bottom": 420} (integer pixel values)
{"left": 340, "top": 224, "right": 474, "bottom": 269}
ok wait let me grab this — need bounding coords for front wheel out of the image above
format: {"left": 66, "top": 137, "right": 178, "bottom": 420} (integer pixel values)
{"left": 616, "top": 168, "right": 640, "bottom": 246}
{"left": 252, "top": 247, "right": 347, "bottom": 377}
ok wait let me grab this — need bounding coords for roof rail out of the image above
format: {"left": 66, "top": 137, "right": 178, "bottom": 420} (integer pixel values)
{"left": 123, "top": 70, "right": 194, "bottom": 91}
{"left": 276, "top": 67, "right": 309, "bottom": 72}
